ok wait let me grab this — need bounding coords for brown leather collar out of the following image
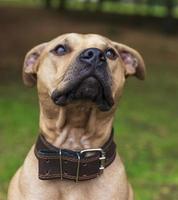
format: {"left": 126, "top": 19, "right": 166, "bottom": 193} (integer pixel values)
{"left": 35, "top": 129, "right": 116, "bottom": 182}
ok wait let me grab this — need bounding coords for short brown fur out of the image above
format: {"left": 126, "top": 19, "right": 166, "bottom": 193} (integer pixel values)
{"left": 8, "top": 33, "right": 145, "bottom": 200}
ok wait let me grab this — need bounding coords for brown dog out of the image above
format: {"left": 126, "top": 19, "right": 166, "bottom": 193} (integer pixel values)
{"left": 8, "top": 33, "right": 145, "bottom": 200}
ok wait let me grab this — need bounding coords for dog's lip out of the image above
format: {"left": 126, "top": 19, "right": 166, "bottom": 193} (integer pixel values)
{"left": 51, "top": 76, "right": 114, "bottom": 111}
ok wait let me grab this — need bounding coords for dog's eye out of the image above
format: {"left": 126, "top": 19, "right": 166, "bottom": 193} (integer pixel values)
{"left": 105, "top": 48, "right": 117, "bottom": 60}
{"left": 52, "top": 45, "right": 68, "bottom": 56}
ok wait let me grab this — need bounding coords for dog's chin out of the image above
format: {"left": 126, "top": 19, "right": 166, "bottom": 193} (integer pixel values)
{"left": 51, "top": 77, "right": 114, "bottom": 112}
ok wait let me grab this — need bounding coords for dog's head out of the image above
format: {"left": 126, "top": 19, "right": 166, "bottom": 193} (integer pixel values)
{"left": 23, "top": 33, "right": 145, "bottom": 112}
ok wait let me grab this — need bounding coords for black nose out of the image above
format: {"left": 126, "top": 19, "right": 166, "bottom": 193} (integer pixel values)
{"left": 79, "top": 48, "right": 106, "bottom": 65}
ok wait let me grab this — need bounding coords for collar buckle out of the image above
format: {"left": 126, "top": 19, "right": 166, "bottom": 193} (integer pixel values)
{"left": 75, "top": 148, "right": 106, "bottom": 182}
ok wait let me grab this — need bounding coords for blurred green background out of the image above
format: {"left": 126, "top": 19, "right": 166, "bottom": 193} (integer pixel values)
{"left": 0, "top": 0, "right": 178, "bottom": 200}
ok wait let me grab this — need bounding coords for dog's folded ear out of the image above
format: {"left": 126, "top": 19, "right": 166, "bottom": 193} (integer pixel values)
{"left": 113, "top": 42, "right": 146, "bottom": 80}
{"left": 23, "top": 43, "right": 47, "bottom": 87}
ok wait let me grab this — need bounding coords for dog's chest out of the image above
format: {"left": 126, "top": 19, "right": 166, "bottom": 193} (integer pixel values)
{"left": 50, "top": 181, "right": 117, "bottom": 200}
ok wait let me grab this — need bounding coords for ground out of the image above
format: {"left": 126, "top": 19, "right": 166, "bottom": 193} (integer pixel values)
{"left": 0, "top": 6, "right": 178, "bottom": 200}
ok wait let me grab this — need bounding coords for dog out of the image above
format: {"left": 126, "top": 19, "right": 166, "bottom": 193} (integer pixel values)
{"left": 8, "top": 33, "right": 145, "bottom": 200}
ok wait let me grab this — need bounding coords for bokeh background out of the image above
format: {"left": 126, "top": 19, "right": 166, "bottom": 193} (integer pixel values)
{"left": 0, "top": 0, "right": 178, "bottom": 200}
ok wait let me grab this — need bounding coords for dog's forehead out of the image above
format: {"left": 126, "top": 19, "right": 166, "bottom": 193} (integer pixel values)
{"left": 84, "top": 34, "right": 110, "bottom": 47}
{"left": 50, "top": 33, "right": 112, "bottom": 48}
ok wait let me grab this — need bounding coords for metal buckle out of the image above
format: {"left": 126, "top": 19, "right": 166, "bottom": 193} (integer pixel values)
{"left": 59, "top": 149, "right": 63, "bottom": 180}
{"left": 76, "top": 152, "right": 81, "bottom": 182}
{"left": 75, "top": 148, "right": 106, "bottom": 182}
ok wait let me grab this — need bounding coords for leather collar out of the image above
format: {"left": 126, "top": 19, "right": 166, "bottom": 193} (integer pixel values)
{"left": 35, "top": 129, "right": 116, "bottom": 182}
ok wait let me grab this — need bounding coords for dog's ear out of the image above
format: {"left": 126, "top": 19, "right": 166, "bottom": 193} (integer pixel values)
{"left": 23, "top": 43, "right": 47, "bottom": 87}
{"left": 113, "top": 42, "right": 146, "bottom": 80}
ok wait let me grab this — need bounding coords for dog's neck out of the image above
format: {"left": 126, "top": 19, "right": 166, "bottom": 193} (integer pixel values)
{"left": 39, "top": 99, "right": 115, "bottom": 150}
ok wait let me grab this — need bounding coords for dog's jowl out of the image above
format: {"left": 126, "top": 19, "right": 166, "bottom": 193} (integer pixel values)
{"left": 8, "top": 33, "right": 145, "bottom": 200}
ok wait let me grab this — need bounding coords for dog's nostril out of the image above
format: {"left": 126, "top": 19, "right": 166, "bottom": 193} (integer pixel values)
{"left": 82, "top": 50, "right": 94, "bottom": 60}
{"left": 79, "top": 48, "right": 106, "bottom": 64}
{"left": 87, "top": 51, "right": 94, "bottom": 58}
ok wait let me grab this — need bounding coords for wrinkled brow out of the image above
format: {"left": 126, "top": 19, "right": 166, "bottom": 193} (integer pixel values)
{"left": 62, "top": 36, "right": 110, "bottom": 51}
{"left": 63, "top": 38, "right": 70, "bottom": 45}
{"left": 62, "top": 37, "right": 80, "bottom": 48}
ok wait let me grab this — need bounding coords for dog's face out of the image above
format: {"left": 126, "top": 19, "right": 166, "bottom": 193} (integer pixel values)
{"left": 23, "top": 33, "right": 145, "bottom": 112}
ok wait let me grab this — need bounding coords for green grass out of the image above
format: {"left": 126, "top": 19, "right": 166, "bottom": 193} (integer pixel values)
{"left": 116, "top": 65, "right": 178, "bottom": 200}
{"left": 0, "top": 64, "right": 178, "bottom": 200}
{"left": 0, "top": 84, "right": 39, "bottom": 200}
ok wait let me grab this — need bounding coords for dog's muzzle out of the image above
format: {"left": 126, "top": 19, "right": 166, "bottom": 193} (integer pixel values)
{"left": 51, "top": 48, "right": 114, "bottom": 111}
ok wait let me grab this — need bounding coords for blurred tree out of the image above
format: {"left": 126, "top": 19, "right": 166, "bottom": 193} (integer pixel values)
{"left": 96, "top": 0, "right": 122, "bottom": 11}
{"left": 146, "top": 0, "right": 155, "bottom": 15}
{"left": 83, "top": 0, "right": 89, "bottom": 10}
{"left": 165, "top": 0, "right": 174, "bottom": 17}
{"left": 164, "top": 0, "right": 175, "bottom": 33}
{"left": 146, "top": 0, "right": 155, "bottom": 6}
{"left": 44, "top": 0, "right": 52, "bottom": 9}
{"left": 134, "top": 0, "right": 143, "bottom": 4}
{"left": 58, "top": 0, "right": 66, "bottom": 10}
{"left": 134, "top": 0, "right": 144, "bottom": 13}
{"left": 96, "top": 0, "right": 104, "bottom": 11}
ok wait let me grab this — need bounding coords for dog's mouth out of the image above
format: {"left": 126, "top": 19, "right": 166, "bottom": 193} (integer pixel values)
{"left": 51, "top": 76, "right": 114, "bottom": 112}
